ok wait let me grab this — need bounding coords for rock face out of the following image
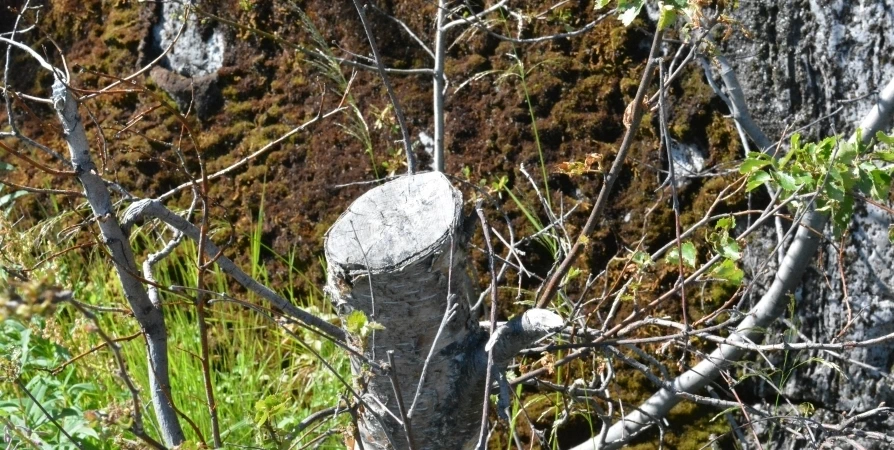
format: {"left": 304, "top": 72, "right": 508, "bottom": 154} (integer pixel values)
{"left": 727, "top": 1, "right": 894, "bottom": 141}
{"left": 729, "top": 2, "right": 894, "bottom": 447}
{"left": 147, "top": 0, "right": 224, "bottom": 119}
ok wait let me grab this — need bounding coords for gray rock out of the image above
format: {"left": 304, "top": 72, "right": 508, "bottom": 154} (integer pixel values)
{"left": 148, "top": 0, "right": 225, "bottom": 119}
{"left": 152, "top": 0, "right": 224, "bottom": 77}
{"left": 726, "top": 1, "right": 894, "bottom": 141}
{"left": 727, "top": 2, "right": 894, "bottom": 447}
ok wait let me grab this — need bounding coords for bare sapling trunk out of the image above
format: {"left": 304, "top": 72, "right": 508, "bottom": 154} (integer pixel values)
{"left": 324, "top": 172, "right": 561, "bottom": 450}
{"left": 51, "top": 78, "right": 185, "bottom": 446}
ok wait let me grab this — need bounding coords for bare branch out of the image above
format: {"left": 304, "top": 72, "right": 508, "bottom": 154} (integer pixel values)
{"left": 536, "top": 28, "right": 665, "bottom": 308}
{"left": 122, "top": 198, "right": 347, "bottom": 342}
{"left": 576, "top": 75, "right": 894, "bottom": 450}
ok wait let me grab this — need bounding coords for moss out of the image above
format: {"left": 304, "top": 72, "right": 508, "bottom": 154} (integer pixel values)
{"left": 7, "top": 2, "right": 756, "bottom": 447}
{"left": 706, "top": 113, "right": 740, "bottom": 163}
{"left": 445, "top": 54, "right": 488, "bottom": 79}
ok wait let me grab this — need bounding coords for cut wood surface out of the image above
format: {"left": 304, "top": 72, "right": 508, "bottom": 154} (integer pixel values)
{"left": 325, "top": 172, "right": 486, "bottom": 450}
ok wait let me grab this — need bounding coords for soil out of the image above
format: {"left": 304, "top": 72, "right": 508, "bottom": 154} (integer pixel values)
{"left": 1, "top": 1, "right": 749, "bottom": 448}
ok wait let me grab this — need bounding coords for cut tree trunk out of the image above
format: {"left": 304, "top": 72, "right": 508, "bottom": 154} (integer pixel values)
{"left": 324, "top": 172, "right": 487, "bottom": 450}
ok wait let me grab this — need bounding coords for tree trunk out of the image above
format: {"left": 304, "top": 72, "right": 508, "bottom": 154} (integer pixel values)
{"left": 324, "top": 172, "right": 487, "bottom": 450}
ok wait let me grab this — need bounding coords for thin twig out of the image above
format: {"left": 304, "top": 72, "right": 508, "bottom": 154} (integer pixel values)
{"left": 475, "top": 200, "right": 498, "bottom": 450}
{"left": 658, "top": 60, "right": 689, "bottom": 328}
{"left": 351, "top": 0, "right": 416, "bottom": 173}
{"left": 536, "top": 28, "right": 665, "bottom": 308}
{"left": 386, "top": 350, "right": 417, "bottom": 450}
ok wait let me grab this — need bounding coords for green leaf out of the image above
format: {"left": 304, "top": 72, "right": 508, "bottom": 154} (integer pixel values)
{"left": 594, "top": 0, "right": 612, "bottom": 9}
{"left": 831, "top": 195, "right": 854, "bottom": 237}
{"left": 657, "top": 4, "right": 677, "bottom": 30}
{"left": 716, "top": 236, "right": 741, "bottom": 260}
{"left": 876, "top": 130, "right": 894, "bottom": 145}
{"left": 873, "top": 151, "right": 894, "bottom": 162}
{"left": 778, "top": 134, "right": 800, "bottom": 168}
{"left": 618, "top": 1, "right": 644, "bottom": 26}
{"left": 345, "top": 310, "right": 368, "bottom": 335}
{"left": 873, "top": 169, "right": 894, "bottom": 199}
{"left": 665, "top": 248, "right": 680, "bottom": 266}
{"left": 680, "top": 242, "right": 696, "bottom": 268}
{"left": 632, "top": 250, "right": 652, "bottom": 268}
{"left": 716, "top": 216, "right": 735, "bottom": 231}
{"left": 0, "top": 190, "right": 27, "bottom": 209}
{"left": 746, "top": 170, "right": 772, "bottom": 192}
{"left": 740, "top": 154, "right": 772, "bottom": 174}
{"left": 790, "top": 133, "right": 801, "bottom": 152}
{"left": 825, "top": 181, "right": 845, "bottom": 202}
{"left": 774, "top": 171, "right": 800, "bottom": 191}
{"left": 711, "top": 259, "right": 744, "bottom": 285}
{"left": 836, "top": 140, "right": 857, "bottom": 165}
{"left": 799, "top": 402, "right": 815, "bottom": 417}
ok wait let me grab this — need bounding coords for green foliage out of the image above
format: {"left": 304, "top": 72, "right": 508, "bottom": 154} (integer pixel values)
{"left": 344, "top": 309, "right": 385, "bottom": 339}
{"left": 617, "top": 1, "right": 644, "bottom": 26}
{"left": 708, "top": 215, "right": 744, "bottom": 284}
{"left": 665, "top": 241, "right": 696, "bottom": 268}
{"left": 0, "top": 317, "right": 115, "bottom": 449}
{"left": 740, "top": 131, "right": 894, "bottom": 237}
{"left": 710, "top": 258, "right": 744, "bottom": 285}
{"left": 597, "top": 0, "right": 691, "bottom": 27}
{"left": 0, "top": 211, "right": 349, "bottom": 448}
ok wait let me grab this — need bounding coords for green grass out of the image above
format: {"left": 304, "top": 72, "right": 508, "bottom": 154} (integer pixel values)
{"left": 0, "top": 207, "right": 349, "bottom": 449}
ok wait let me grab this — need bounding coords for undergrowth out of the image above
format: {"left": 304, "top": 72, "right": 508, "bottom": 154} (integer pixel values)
{"left": 0, "top": 205, "right": 349, "bottom": 449}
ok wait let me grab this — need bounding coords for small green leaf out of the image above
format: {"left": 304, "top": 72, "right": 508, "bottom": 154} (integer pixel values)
{"left": 790, "top": 133, "right": 801, "bottom": 152}
{"left": 869, "top": 169, "right": 891, "bottom": 199}
{"left": 681, "top": 242, "right": 696, "bottom": 268}
{"left": 345, "top": 310, "right": 368, "bottom": 335}
{"left": 831, "top": 195, "right": 854, "bottom": 237}
{"left": 632, "top": 250, "right": 652, "bottom": 268}
{"left": 618, "top": 1, "right": 644, "bottom": 26}
{"left": 836, "top": 141, "right": 857, "bottom": 165}
{"left": 746, "top": 170, "right": 772, "bottom": 192}
{"left": 873, "top": 151, "right": 894, "bottom": 162}
{"left": 740, "top": 155, "right": 772, "bottom": 174}
{"left": 719, "top": 237, "right": 741, "bottom": 260}
{"left": 774, "top": 171, "right": 800, "bottom": 191}
{"left": 825, "top": 181, "right": 845, "bottom": 202}
{"left": 711, "top": 259, "right": 744, "bottom": 285}
{"left": 716, "top": 216, "right": 735, "bottom": 231}
{"left": 594, "top": 0, "right": 612, "bottom": 9}
{"left": 665, "top": 248, "right": 680, "bottom": 266}
{"left": 0, "top": 190, "right": 27, "bottom": 209}
{"left": 657, "top": 5, "right": 677, "bottom": 30}
{"left": 799, "top": 402, "right": 815, "bottom": 417}
{"left": 876, "top": 130, "right": 894, "bottom": 145}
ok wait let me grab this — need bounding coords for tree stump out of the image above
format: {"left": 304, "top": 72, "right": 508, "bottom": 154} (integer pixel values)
{"left": 325, "top": 172, "right": 486, "bottom": 450}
